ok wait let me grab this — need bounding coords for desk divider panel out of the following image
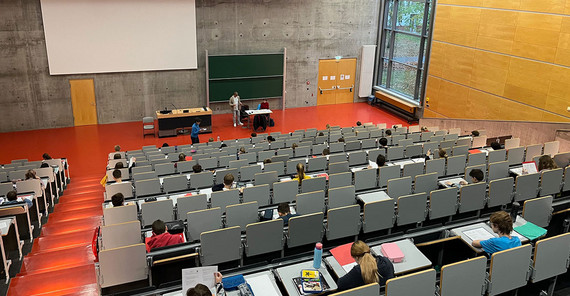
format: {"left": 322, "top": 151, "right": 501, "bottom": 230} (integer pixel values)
{"left": 522, "top": 195, "right": 553, "bottom": 228}
{"left": 245, "top": 219, "right": 284, "bottom": 257}
{"left": 329, "top": 283, "right": 380, "bottom": 296}
{"left": 99, "top": 243, "right": 148, "bottom": 288}
{"left": 532, "top": 233, "right": 570, "bottom": 282}
{"left": 386, "top": 269, "right": 436, "bottom": 296}
{"left": 100, "top": 221, "right": 142, "bottom": 250}
{"left": 397, "top": 192, "right": 427, "bottom": 226}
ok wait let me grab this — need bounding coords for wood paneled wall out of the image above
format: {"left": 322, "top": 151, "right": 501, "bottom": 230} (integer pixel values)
{"left": 425, "top": 0, "right": 570, "bottom": 122}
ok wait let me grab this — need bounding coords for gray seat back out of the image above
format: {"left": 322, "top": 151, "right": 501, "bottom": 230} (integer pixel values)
{"left": 467, "top": 152, "right": 486, "bottom": 167}
{"left": 187, "top": 207, "right": 222, "bottom": 242}
{"left": 488, "top": 245, "right": 532, "bottom": 296}
{"left": 328, "top": 153, "right": 347, "bottom": 164}
{"left": 301, "top": 176, "right": 326, "bottom": 193}
{"left": 387, "top": 176, "right": 412, "bottom": 199}
{"left": 307, "top": 156, "right": 327, "bottom": 172}
{"left": 425, "top": 158, "right": 445, "bottom": 177}
{"left": 328, "top": 185, "right": 356, "bottom": 209}
{"left": 429, "top": 187, "right": 458, "bottom": 220}
{"left": 387, "top": 146, "right": 404, "bottom": 160}
{"left": 155, "top": 163, "right": 175, "bottom": 176}
{"left": 507, "top": 147, "right": 525, "bottom": 166}
{"left": 531, "top": 233, "right": 570, "bottom": 283}
{"left": 141, "top": 199, "right": 175, "bottom": 226}
{"left": 514, "top": 173, "right": 540, "bottom": 202}
{"left": 226, "top": 201, "right": 259, "bottom": 231}
{"left": 348, "top": 151, "right": 367, "bottom": 166}
{"left": 452, "top": 145, "right": 469, "bottom": 156}
{"left": 355, "top": 168, "right": 377, "bottom": 191}
{"left": 397, "top": 192, "right": 427, "bottom": 226}
{"left": 362, "top": 199, "right": 394, "bottom": 233}
{"left": 103, "top": 204, "right": 138, "bottom": 226}
{"left": 386, "top": 269, "right": 436, "bottom": 296}
{"left": 326, "top": 205, "right": 361, "bottom": 240}
{"left": 488, "top": 161, "right": 508, "bottom": 181}
{"left": 133, "top": 171, "right": 157, "bottom": 182}
{"left": 190, "top": 171, "right": 214, "bottom": 189}
{"left": 446, "top": 155, "right": 467, "bottom": 176}
{"left": 105, "top": 182, "right": 133, "bottom": 200}
{"left": 287, "top": 212, "right": 324, "bottom": 248}
{"left": 414, "top": 172, "right": 438, "bottom": 194}
{"left": 403, "top": 162, "right": 424, "bottom": 179}
{"left": 135, "top": 178, "right": 162, "bottom": 197}
{"left": 200, "top": 226, "right": 242, "bottom": 265}
{"left": 243, "top": 184, "right": 271, "bottom": 206}
{"left": 522, "top": 195, "right": 553, "bottom": 228}
{"left": 210, "top": 189, "right": 240, "bottom": 212}
{"left": 215, "top": 168, "right": 238, "bottom": 185}
{"left": 329, "top": 172, "right": 352, "bottom": 189}
{"left": 162, "top": 175, "right": 188, "bottom": 193}
{"left": 459, "top": 182, "right": 487, "bottom": 213}
{"left": 488, "top": 150, "right": 506, "bottom": 164}
{"left": 254, "top": 171, "right": 278, "bottom": 189}
{"left": 488, "top": 177, "right": 514, "bottom": 207}
{"left": 328, "top": 161, "right": 349, "bottom": 175}
{"left": 405, "top": 144, "right": 423, "bottom": 158}
{"left": 98, "top": 243, "right": 147, "bottom": 288}
{"left": 440, "top": 257, "right": 487, "bottom": 296}
{"left": 273, "top": 181, "right": 298, "bottom": 204}
{"left": 245, "top": 220, "right": 284, "bottom": 257}
{"left": 540, "top": 168, "right": 563, "bottom": 196}
{"left": 176, "top": 160, "right": 198, "bottom": 173}
{"left": 286, "top": 159, "right": 305, "bottom": 175}
{"left": 239, "top": 164, "right": 262, "bottom": 181}
{"left": 525, "top": 144, "right": 543, "bottom": 162}
{"left": 100, "top": 221, "right": 142, "bottom": 250}
{"left": 264, "top": 162, "right": 285, "bottom": 176}
{"left": 296, "top": 190, "right": 325, "bottom": 215}
{"left": 176, "top": 194, "right": 208, "bottom": 219}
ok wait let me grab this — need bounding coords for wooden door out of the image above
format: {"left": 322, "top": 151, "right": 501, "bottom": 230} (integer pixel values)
{"left": 317, "top": 59, "right": 338, "bottom": 105}
{"left": 70, "top": 79, "right": 98, "bottom": 126}
{"left": 335, "top": 58, "right": 357, "bottom": 104}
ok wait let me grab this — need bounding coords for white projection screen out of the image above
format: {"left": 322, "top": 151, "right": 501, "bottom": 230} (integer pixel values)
{"left": 40, "top": 0, "right": 197, "bottom": 75}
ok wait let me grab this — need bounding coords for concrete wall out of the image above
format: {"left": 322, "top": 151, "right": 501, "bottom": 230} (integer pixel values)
{"left": 0, "top": 0, "right": 380, "bottom": 132}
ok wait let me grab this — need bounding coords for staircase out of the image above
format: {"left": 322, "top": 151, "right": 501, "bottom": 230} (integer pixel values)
{"left": 7, "top": 175, "right": 103, "bottom": 295}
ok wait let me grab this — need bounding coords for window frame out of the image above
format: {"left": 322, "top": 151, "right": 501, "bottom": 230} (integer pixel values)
{"left": 374, "top": 0, "right": 435, "bottom": 106}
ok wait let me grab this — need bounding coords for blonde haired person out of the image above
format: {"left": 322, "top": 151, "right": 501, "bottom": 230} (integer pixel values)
{"left": 337, "top": 241, "right": 394, "bottom": 291}
{"left": 292, "top": 163, "right": 311, "bottom": 184}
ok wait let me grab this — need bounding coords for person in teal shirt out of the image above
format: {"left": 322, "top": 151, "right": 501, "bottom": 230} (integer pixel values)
{"left": 191, "top": 118, "right": 201, "bottom": 144}
{"left": 472, "top": 211, "right": 521, "bottom": 254}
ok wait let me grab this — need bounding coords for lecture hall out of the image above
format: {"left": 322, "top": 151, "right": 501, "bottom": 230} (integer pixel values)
{"left": 1, "top": 0, "right": 570, "bottom": 295}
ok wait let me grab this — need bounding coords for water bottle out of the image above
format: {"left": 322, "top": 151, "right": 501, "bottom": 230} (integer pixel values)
{"left": 313, "top": 242, "right": 323, "bottom": 269}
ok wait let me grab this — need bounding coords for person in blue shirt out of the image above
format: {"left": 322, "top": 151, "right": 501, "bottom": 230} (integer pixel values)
{"left": 277, "top": 202, "right": 298, "bottom": 226}
{"left": 472, "top": 211, "right": 521, "bottom": 254}
{"left": 191, "top": 118, "right": 201, "bottom": 144}
{"left": 3, "top": 190, "right": 33, "bottom": 208}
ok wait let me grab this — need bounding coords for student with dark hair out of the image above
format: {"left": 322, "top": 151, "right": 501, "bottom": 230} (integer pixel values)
{"left": 267, "top": 136, "right": 276, "bottom": 142}
{"left": 212, "top": 173, "right": 242, "bottom": 193}
{"left": 471, "top": 130, "right": 480, "bottom": 137}
{"left": 3, "top": 190, "right": 33, "bottom": 208}
{"left": 378, "top": 137, "right": 388, "bottom": 148}
{"left": 178, "top": 153, "right": 186, "bottom": 162}
{"left": 438, "top": 148, "right": 448, "bottom": 159}
{"left": 472, "top": 211, "right": 521, "bottom": 254}
{"left": 318, "top": 132, "right": 325, "bottom": 137}
{"left": 490, "top": 141, "right": 502, "bottom": 150}
{"left": 336, "top": 240, "right": 394, "bottom": 291}
{"left": 469, "top": 168, "right": 484, "bottom": 183}
{"left": 191, "top": 119, "right": 201, "bottom": 144}
{"left": 112, "top": 169, "right": 122, "bottom": 183}
{"left": 538, "top": 155, "right": 558, "bottom": 172}
{"left": 251, "top": 132, "right": 257, "bottom": 138}
{"left": 114, "top": 145, "right": 121, "bottom": 152}
{"left": 322, "top": 148, "right": 330, "bottom": 156}
{"left": 147, "top": 219, "right": 184, "bottom": 251}
{"left": 42, "top": 153, "right": 52, "bottom": 160}
{"left": 111, "top": 193, "right": 125, "bottom": 207}
{"left": 376, "top": 154, "right": 386, "bottom": 167}
{"left": 186, "top": 272, "right": 226, "bottom": 296}
{"left": 338, "top": 137, "right": 345, "bottom": 143}
{"left": 263, "top": 158, "right": 272, "bottom": 164}
{"left": 162, "top": 143, "right": 169, "bottom": 147}
{"left": 40, "top": 163, "right": 50, "bottom": 168}
{"left": 192, "top": 164, "right": 203, "bottom": 173}
{"left": 277, "top": 202, "right": 298, "bottom": 226}
{"left": 384, "top": 130, "right": 392, "bottom": 136}
{"left": 356, "top": 121, "right": 362, "bottom": 126}
{"left": 25, "top": 169, "right": 38, "bottom": 181}
{"left": 113, "top": 153, "right": 122, "bottom": 159}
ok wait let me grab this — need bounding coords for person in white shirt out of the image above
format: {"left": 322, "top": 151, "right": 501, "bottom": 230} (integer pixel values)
{"left": 229, "top": 92, "right": 243, "bottom": 127}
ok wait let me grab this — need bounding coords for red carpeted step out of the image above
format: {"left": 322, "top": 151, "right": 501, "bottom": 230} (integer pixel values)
{"left": 19, "top": 245, "right": 95, "bottom": 276}
{"left": 33, "top": 283, "right": 99, "bottom": 296}
{"left": 31, "top": 232, "right": 94, "bottom": 254}
{"left": 41, "top": 216, "right": 101, "bottom": 236}
{"left": 7, "top": 264, "right": 97, "bottom": 296}
{"left": 58, "top": 192, "right": 103, "bottom": 203}
{"left": 47, "top": 208, "right": 102, "bottom": 222}
{"left": 53, "top": 199, "right": 103, "bottom": 212}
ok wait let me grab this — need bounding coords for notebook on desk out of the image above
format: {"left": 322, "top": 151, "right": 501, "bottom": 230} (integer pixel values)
{"left": 463, "top": 227, "right": 495, "bottom": 241}
{"left": 330, "top": 243, "right": 358, "bottom": 273}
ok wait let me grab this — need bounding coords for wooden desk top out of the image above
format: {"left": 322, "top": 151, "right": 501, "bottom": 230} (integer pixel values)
{"left": 156, "top": 107, "right": 212, "bottom": 119}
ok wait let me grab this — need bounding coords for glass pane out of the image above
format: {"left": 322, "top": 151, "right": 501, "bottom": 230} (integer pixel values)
{"left": 396, "top": 0, "right": 425, "bottom": 34}
{"left": 385, "top": 0, "right": 394, "bottom": 28}
{"left": 390, "top": 62, "right": 417, "bottom": 98}
{"left": 393, "top": 33, "right": 421, "bottom": 67}
{"left": 383, "top": 30, "right": 391, "bottom": 58}
{"left": 380, "top": 59, "right": 389, "bottom": 87}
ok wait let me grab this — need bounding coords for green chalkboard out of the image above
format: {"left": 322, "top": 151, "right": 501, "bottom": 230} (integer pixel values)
{"left": 207, "top": 52, "right": 284, "bottom": 102}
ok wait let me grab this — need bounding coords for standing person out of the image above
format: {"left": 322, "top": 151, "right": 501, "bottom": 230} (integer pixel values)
{"left": 229, "top": 92, "right": 243, "bottom": 127}
{"left": 191, "top": 119, "right": 201, "bottom": 144}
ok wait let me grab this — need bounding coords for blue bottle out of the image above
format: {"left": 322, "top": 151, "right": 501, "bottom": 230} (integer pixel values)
{"left": 313, "top": 242, "right": 323, "bottom": 269}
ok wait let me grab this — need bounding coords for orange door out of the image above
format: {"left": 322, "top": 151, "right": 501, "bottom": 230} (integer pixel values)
{"left": 317, "top": 59, "right": 338, "bottom": 105}
{"left": 335, "top": 58, "right": 357, "bottom": 104}
{"left": 70, "top": 79, "right": 98, "bottom": 126}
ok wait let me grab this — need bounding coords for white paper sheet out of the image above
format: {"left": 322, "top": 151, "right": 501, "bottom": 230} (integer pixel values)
{"left": 522, "top": 162, "right": 538, "bottom": 174}
{"left": 464, "top": 227, "right": 495, "bottom": 241}
{"left": 181, "top": 266, "right": 218, "bottom": 294}
{"left": 246, "top": 273, "right": 281, "bottom": 296}
{"left": 342, "top": 262, "right": 357, "bottom": 273}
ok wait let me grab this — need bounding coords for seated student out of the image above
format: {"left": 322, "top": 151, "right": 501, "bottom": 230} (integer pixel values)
{"left": 490, "top": 141, "right": 502, "bottom": 150}
{"left": 291, "top": 143, "right": 298, "bottom": 151}
{"left": 263, "top": 158, "right": 272, "bottom": 164}
{"left": 420, "top": 126, "right": 429, "bottom": 132}
{"left": 538, "top": 155, "right": 558, "bottom": 172}
{"left": 42, "top": 153, "right": 52, "bottom": 160}
{"left": 338, "top": 137, "right": 345, "bottom": 143}
{"left": 162, "top": 143, "right": 169, "bottom": 148}
{"left": 238, "top": 147, "right": 246, "bottom": 155}
{"left": 425, "top": 148, "right": 447, "bottom": 161}
{"left": 193, "top": 164, "right": 203, "bottom": 174}
{"left": 326, "top": 124, "right": 331, "bottom": 129}
{"left": 250, "top": 132, "right": 257, "bottom": 139}
{"left": 356, "top": 121, "right": 362, "bottom": 126}
{"left": 212, "top": 173, "right": 243, "bottom": 193}
{"left": 178, "top": 153, "right": 186, "bottom": 162}
{"left": 111, "top": 193, "right": 125, "bottom": 207}
{"left": 186, "top": 272, "right": 226, "bottom": 296}
{"left": 113, "top": 153, "right": 122, "bottom": 160}
{"left": 378, "top": 137, "right": 388, "bottom": 149}
{"left": 472, "top": 211, "right": 521, "bottom": 254}
{"left": 276, "top": 202, "right": 298, "bottom": 226}
{"left": 147, "top": 219, "right": 184, "bottom": 251}
{"left": 471, "top": 130, "right": 480, "bottom": 137}
{"left": 208, "top": 138, "right": 215, "bottom": 143}
{"left": 267, "top": 136, "right": 276, "bottom": 143}
{"left": 376, "top": 154, "right": 386, "bottom": 167}
{"left": 384, "top": 129, "right": 392, "bottom": 136}
{"left": 318, "top": 132, "right": 325, "bottom": 137}
{"left": 114, "top": 162, "right": 124, "bottom": 170}
{"left": 114, "top": 145, "right": 121, "bottom": 152}
{"left": 3, "top": 190, "right": 33, "bottom": 208}
{"left": 292, "top": 163, "right": 311, "bottom": 184}
{"left": 112, "top": 169, "right": 122, "bottom": 183}
{"left": 337, "top": 240, "right": 395, "bottom": 291}
{"left": 446, "top": 168, "right": 483, "bottom": 187}
{"left": 322, "top": 148, "right": 330, "bottom": 156}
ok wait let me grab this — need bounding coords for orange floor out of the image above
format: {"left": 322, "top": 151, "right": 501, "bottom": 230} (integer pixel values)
{"left": 1, "top": 103, "right": 410, "bottom": 295}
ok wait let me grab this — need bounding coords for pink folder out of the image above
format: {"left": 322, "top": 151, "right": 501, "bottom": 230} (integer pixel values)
{"left": 381, "top": 242, "right": 404, "bottom": 263}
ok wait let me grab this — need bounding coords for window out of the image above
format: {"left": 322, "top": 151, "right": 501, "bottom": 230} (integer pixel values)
{"left": 376, "top": 0, "right": 434, "bottom": 103}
